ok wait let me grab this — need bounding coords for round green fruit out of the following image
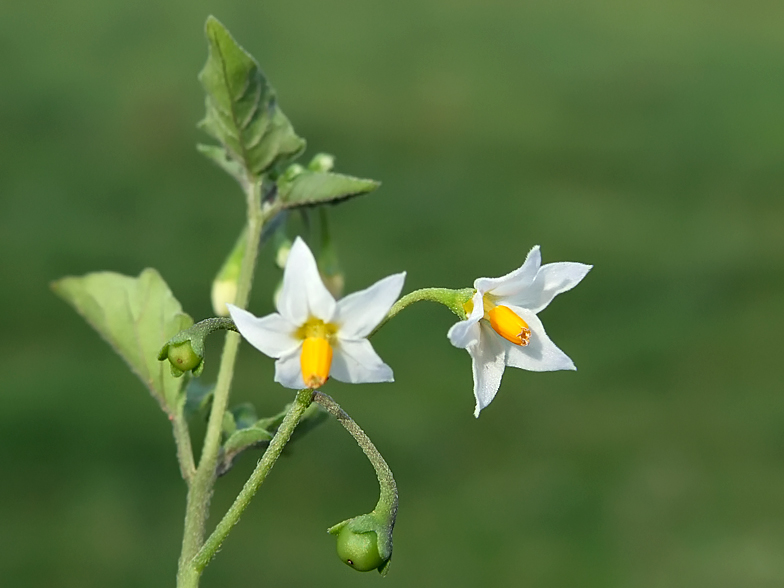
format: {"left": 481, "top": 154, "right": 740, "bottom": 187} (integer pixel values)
{"left": 335, "top": 528, "right": 384, "bottom": 572}
{"left": 167, "top": 341, "right": 201, "bottom": 372}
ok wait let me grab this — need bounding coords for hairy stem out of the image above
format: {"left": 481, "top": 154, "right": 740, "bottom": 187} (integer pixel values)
{"left": 172, "top": 407, "right": 196, "bottom": 484}
{"left": 313, "top": 392, "right": 397, "bottom": 520}
{"left": 370, "top": 287, "right": 474, "bottom": 336}
{"left": 191, "top": 389, "right": 315, "bottom": 572}
{"left": 176, "top": 179, "right": 265, "bottom": 588}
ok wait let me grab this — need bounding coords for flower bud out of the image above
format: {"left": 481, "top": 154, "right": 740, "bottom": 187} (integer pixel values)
{"left": 308, "top": 152, "right": 335, "bottom": 172}
{"left": 320, "top": 271, "right": 344, "bottom": 300}
{"left": 280, "top": 163, "right": 306, "bottom": 182}
{"left": 275, "top": 238, "right": 292, "bottom": 270}
{"left": 211, "top": 278, "right": 237, "bottom": 318}
{"left": 212, "top": 229, "right": 246, "bottom": 316}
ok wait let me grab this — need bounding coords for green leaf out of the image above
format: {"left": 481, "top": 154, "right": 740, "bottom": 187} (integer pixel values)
{"left": 230, "top": 402, "right": 259, "bottom": 430}
{"left": 52, "top": 269, "right": 193, "bottom": 414}
{"left": 278, "top": 171, "right": 380, "bottom": 209}
{"left": 218, "top": 425, "right": 274, "bottom": 476}
{"left": 196, "top": 144, "right": 244, "bottom": 184}
{"left": 224, "top": 426, "right": 274, "bottom": 455}
{"left": 185, "top": 379, "right": 214, "bottom": 418}
{"left": 217, "top": 403, "right": 327, "bottom": 476}
{"left": 198, "top": 16, "right": 305, "bottom": 180}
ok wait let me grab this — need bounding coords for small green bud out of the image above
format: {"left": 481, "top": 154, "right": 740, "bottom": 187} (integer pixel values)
{"left": 335, "top": 527, "right": 384, "bottom": 572}
{"left": 308, "top": 152, "right": 335, "bottom": 172}
{"left": 164, "top": 341, "right": 203, "bottom": 376}
{"left": 317, "top": 207, "right": 343, "bottom": 298}
{"left": 275, "top": 238, "right": 292, "bottom": 269}
{"left": 280, "top": 163, "right": 306, "bottom": 182}
{"left": 212, "top": 229, "right": 246, "bottom": 316}
{"left": 211, "top": 279, "right": 237, "bottom": 317}
{"left": 320, "top": 271, "right": 344, "bottom": 300}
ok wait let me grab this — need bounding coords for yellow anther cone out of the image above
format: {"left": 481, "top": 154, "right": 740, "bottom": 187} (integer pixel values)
{"left": 301, "top": 337, "right": 333, "bottom": 388}
{"left": 488, "top": 305, "right": 531, "bottom": 346}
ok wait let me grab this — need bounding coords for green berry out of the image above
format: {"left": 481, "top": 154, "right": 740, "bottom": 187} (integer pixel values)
{"left": 167, "top": 341, "right": 202, "bottom": 373}
{"left": 335, "top": 527, "right": 385, "bottom": 572}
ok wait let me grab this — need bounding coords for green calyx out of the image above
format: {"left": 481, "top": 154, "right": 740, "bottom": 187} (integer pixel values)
{"left": 158, "top": 317, "right": 238, "bottom": 377}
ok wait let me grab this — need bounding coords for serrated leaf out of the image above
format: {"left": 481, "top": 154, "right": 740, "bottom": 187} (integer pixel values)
{"left": 278, "top": 171, "right": 380, "bottom": 209}
{"left": 52, "top": 269, "right": 193, "bottom": 414}
{"left": 198, "top": 16, "right": 305, "bottom": 180}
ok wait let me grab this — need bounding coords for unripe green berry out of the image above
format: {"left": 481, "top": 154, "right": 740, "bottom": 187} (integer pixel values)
{"left": 335, "top": 527, "right": 385, "bottom": 572}
{"left": 167, "top": 341, "right": 202, "bottom": 373}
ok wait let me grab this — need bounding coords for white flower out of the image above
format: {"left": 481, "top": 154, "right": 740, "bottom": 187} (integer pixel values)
{"left": 228, "top": 237, "right": 405, "bottom": 389}
{"left": 447, "top": 246, "right": 591, "bottom": 417}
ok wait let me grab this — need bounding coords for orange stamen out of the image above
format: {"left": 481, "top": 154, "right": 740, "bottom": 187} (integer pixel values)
{"left": 301, "top": 337, "right": 333, "bottom": 388}
{"left": 488, "top": 305, "right": 531, "bottom": 346}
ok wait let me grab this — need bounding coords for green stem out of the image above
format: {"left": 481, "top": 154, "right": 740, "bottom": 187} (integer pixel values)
{"left": 176, "top": 179, "right": 265, "bottom": 588}
{"left": 370, "top": 287, "right": 474, "bottom": 337}
{"left": 312, "top": 392, "right": 397, "bottom": 521}
{"left": 190, "top": 317, "right": 239, "bottom": 334}
{"left": 191, "top": 389, "right": 315, "bottom": 572}
{"left": 172, "top": 407, "right": 196, "bottom": 483}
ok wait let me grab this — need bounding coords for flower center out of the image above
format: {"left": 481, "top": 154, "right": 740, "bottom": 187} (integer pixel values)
{"left": 296, "top": 318, "right": 338, "bottom": 388}
{"left": 463, "top": 295, "right": 531, "bottom": 347}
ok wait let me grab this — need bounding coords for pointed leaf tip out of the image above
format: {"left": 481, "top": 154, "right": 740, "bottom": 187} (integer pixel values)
{"left": 278, "top": 171, "right": 380, "bottom": 209}
{"left": 198, "top": 18, "right": 304, "bottom": 181}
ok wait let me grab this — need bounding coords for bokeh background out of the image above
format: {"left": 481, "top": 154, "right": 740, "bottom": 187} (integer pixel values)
{"left": 2, "top": 1, "right": 783, "bottom": 586}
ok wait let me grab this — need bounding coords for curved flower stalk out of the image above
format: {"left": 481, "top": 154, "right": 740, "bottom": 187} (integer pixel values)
{"left": 228, "top": 237, "right": 405, "bottom": 389}
{"left": 314, "top": 392, "right": 397, "bottom": 576}
{"left": 448, "top": 246, "right": 591, "bottom": 417}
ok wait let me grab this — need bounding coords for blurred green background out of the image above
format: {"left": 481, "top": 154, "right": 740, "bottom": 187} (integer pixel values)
{"left": 2, "top": 1, "right": 783, "bottom": 586}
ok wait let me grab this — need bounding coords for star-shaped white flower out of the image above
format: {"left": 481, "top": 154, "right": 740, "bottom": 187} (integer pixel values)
{"left": 447, "top": 246, "right": 591, "bottom": 417}
{"left": 228, "top": 237, "right": 405, "bottom": 389}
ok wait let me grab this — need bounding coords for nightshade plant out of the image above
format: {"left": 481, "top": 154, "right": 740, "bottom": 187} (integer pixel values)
{"left": 52, "top": 16, "right": 590, "bottom": 588}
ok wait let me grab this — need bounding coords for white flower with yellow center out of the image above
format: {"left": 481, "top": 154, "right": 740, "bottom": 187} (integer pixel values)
{"left": 448, "top": 246, "right": 591, "bottom": 417}
{"left": 228, "top": 237, "right": 405, "bottom": 389}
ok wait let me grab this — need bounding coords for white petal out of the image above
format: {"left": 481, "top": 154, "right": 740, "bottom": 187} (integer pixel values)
{"left": 277, "top": 237, "right": 336, "bottom": 324}
{"left": 469, "top": 324, "right": 507, "bottom": 418}
{"left": 503, "top": 262, "right": 592, "bottom": 313}
{"left": 274, "top": 346, "right": 306, "bottom": 389}
{"left": 331, "top": 338, "right": 394, "bottom": 384}
{"left": 474, "top": 245, "right": 541, "bottom": 297}
{"left": 503, "top": 306, "right": 576, "bottom": 372}
{"left": 227, "top": 304, "right": 299, "bottom": 358}
{"left": 447, "top": 291, "right": 484, "bottom": 349}
{"left": 334, "top": 272, "right": 406, "bottom": 338}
